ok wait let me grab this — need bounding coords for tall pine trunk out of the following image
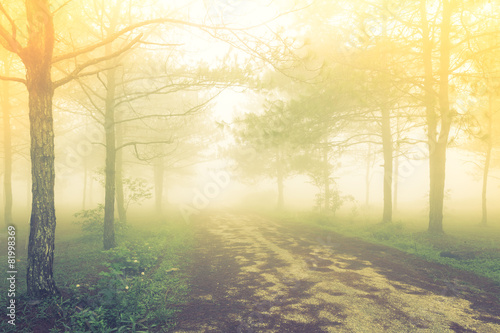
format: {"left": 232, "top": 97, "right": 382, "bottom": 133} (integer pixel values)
{"left": 2, "top": 72, "right": 13, "bottom": 227}
{"left": 276, "top": 150, "right": 284, "bottom": 210}
{"left": 481, "top": 94, "right": 494, "bottom": 225}
{"left": 115, "top": 114, "right": 126, "bottom": 224}
{"left": 103, "top": 64, "right": 117, "bottom": 250}
{"left": 82, "top": 160, "right": 87, "bottom": 210}
{"left": 365, "top": 144, "right": 372, "bottom": 207}
{"left": 420, "top": 0, "right": 452, "bottom": 234}
{"left": 481, "top": 141, "right": 492, "bottom": 226}
{"left": 323, "top": 144, "right": 330, "bottom": 211}
{"left": 102, "top": 4, "right": 122, "bottom": 250}
{"left": 428, "top": 0, "right": 452, "bottom": 233}
{"left": 381, "top": 106, "right": 393, "bottom": 223}
{"left": 23, "top": 0, "right": 58, "bottom": 298}
{"left": 393, "top": 116, "right": 400, "bottom": 213}
{"left": 154, "top": 157, "right": 164, "bottom": 218}
{"left": 393, "top": 151, "right": 399, "bottom": 212}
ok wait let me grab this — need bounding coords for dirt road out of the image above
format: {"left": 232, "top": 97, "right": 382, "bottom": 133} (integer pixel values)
{"left": 171, "top": 213, "right": 500, "bottom": 332}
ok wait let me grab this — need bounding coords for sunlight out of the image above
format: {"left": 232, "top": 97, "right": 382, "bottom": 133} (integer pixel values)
{"left": 0, "top": 0, "right": 499, "bottom": 331}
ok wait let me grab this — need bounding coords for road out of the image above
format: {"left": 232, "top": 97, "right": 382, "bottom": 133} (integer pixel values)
{"left": 172, "top": 213, "right": 500, "bottom": 333}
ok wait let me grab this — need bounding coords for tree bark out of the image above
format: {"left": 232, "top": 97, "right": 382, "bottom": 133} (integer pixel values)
{"left": 420, "top": 0, "right": 452, "bottom": 234}
{"left": 323, "top": 144, "right": 330, "bottom": 212}
{"left": 393, "top": 150, "right": 399, "bottom": 212}
{"left": 21, "top": 0, "right": 59, "bottom": 298}
{"left": 103, "top": 63, "right": 117, "bottom": 250}
{"left": 102, "top": 3, "right": 124, "bottom": 249}
{"left": 115, "top": 113, "right": 126, "bottom": 224}
{"left": 480, "top": 140, "right": 491, "bottom": 226}
{"left": 481, "top": 94, "right": 493, "bottom": 225}
{"left": 276, "top": 150, "right": 284, "bottom": 210}
{"left": 154, "top": 157, "right": 164, "bottom": 218}
{"left": 428, "top": 0, "right": 452, "bottom": 234}
{"left": 365, "top": 144, "right": 371, "bottom": 207}
{"left": 381, "top": 106, "right": 393, "bottom": 223}
{"left": 393, "top": 116, "right": 400, "bottom": 213}
{"left": 82, "top": 160, "right": 87, "bottom": 210}
{"left": 2, "top": 71, "right": 13, "bottom": 227}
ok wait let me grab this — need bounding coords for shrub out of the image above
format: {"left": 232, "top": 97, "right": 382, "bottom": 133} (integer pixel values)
{"left": 73, "top": 204, "right": 127, "bottom": 235}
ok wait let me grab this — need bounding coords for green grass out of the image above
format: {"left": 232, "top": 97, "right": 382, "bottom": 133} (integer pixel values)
{"left": 0, "top": 215, "right": 193, "bottom": 332}
{"left": 274, "top": 210, "right": 500, "bottom": 285}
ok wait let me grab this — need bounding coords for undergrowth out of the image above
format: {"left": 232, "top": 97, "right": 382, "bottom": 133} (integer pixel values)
{"left": 0, "top": 219, "right": 192, "bottom": 332}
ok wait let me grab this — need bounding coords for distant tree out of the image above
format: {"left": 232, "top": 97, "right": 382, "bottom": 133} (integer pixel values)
{"left": 231, "top": 100, "right": 302, "bottom": 209}
{"left": 459, "top": 68, "right": 500, "bottom": 226}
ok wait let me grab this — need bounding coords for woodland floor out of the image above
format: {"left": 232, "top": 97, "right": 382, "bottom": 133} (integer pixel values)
{"left": 170, "top": 213, "right": 500, "bottom": 333}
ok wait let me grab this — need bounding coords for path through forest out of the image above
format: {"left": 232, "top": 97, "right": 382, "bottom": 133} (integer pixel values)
{"left": 171, "top": 213, "right": 500, "bottom": 332}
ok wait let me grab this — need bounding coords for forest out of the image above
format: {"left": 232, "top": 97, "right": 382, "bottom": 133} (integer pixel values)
{"left": 1, "top": 0, "right": 499, "bottom": 332}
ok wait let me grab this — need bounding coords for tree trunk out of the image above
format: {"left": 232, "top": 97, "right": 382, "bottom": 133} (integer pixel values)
{"left": 381, "top": 107, "right": 393, "bottom": 223}
{"left": 365, "top": 144, "right": 371, "bottom": 207}
{"left": 428, "top": 0, "right": 452, "bottom": 234}
{"left": 2, "top": 72, "right": 13, "bottom": 227}
{"left": 103, "top": 64, "right": 117, "bottom": 250}
{"left": 115, "top": 113, "right": 126, "bottom": 224}
{"left": 428, "top": 141, "right": 448, "bottom": 233}
{"left": 26, "top": 177, "right": 31, "bottom": 211}
{"left": 393, "top": 151, "right": 399, "bottom": 213}
{"left": 82, "top": 160, "right": 87, "bottom": 210}
{"left": 22, "top": 0, "right": 59, "bottom": 298}
{"left": 481, "top": 94, "right": 493, "bottom": 225}
{"left": 102, "top": 4, "right": 123, "bottom": 249}
{"left": 276, "top": 150, "right": 284, "bottom": 210}
{"left": 154, "top": 157, "right": 164, "bottom": 218}
{"left": 480, "top": 142, "right": 491, "bottom": 226}
{"left": 323, "top": 145, "right": 330, "bottom": 212}
{"left": 420, "top": 0, "right": 452, "bottom": 234}
{"left": 89, "top": 170, "right": 94, "bottom": 206}
{"left": 393, "top": 116, "right": 400, "bottom": 213}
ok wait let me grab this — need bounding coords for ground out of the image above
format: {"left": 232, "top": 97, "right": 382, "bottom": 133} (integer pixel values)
{"left": 171, "top": 213, "right": 500, "bottom": 333}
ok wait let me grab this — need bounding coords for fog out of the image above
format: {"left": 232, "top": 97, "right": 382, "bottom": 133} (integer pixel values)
{"left": 1, "top": 0, "right": 500, "bottom": 331}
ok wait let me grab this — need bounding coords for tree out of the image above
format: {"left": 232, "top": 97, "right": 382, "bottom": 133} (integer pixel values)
{"left": 0, "top": 0, "right": 60, "bottom": 297}
{"left": 231, "top": 100, "right": 301, "bottom": 209}
{"left": 0, "top": 0, "right": 216, "bottom": 297}
{"left": 463, "top": 7, "right": 500, "bottom": 225}
{"left": 1, "top": 54, "right": 14, "bottom": 227}
{"left": 459, "top": 56, "right": 500, "bottom": 225}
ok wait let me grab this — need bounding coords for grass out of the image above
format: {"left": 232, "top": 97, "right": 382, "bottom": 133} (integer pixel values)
{"left": 273, "top": 209, "right": 500, "bottom": 286}
{"left": 0, "top": 213, "right": 193, "bottom": 332}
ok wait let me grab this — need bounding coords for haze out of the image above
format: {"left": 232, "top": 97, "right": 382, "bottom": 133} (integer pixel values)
{"left": 1, "top": 0, "right": 499, "bottom": 332}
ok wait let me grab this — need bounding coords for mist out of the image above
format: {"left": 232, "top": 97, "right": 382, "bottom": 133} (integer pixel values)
{"left": 1, "top": 0, "right": 500, "bottom": 332}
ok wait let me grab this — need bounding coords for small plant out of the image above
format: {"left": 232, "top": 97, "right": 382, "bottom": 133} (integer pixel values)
{"left": 93, "top": 169, "right": 153, "bottom": 212}
{"left": 122, "top": 177, "right": 153, "bottom": 210}
{"left": 73, "top": 204, "right": 127, "bottom": 235}
{"left": 330, "top": 190, "right": 355, "bottom": 216}
{"left": 104, "top": 241, "right": 160, "bottom": 275}
{"left": 314, "top": 186, "right": 355, "bottom": 217}
{"left": 369, "top": 222, "right": 404, "bottom": 241}
{"left": 0, "top": 220, "right": 191, "bottom": 332}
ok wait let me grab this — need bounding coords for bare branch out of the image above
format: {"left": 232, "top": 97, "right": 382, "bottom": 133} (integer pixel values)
{"left": 137, "top": 40, "right": 184, "bottom": 47}
{"left": 0, "top": 22, "right": 22, "bottom": 54}
{"left": 115, "top": 90, "right": 221, "bottom": 125}
{"left": 0, "top": 75, "right": 26, "bottom": 85}
{"left": 53, "top": 35, "right": 141, "bottom": 88}
{"left": 52, "top": 0, "right": 73, "bottom": 15}
{"left": 0, "top": 5, "right": 15, "bottom": 34}
{"left": 52, "top": 18, "right": 218, "bottom": 64}
{"left": 117, "top": 139, "right": 173, "bottom": 152}
{"left": 52, "top": 3, "right": 311, "bottom": 65}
